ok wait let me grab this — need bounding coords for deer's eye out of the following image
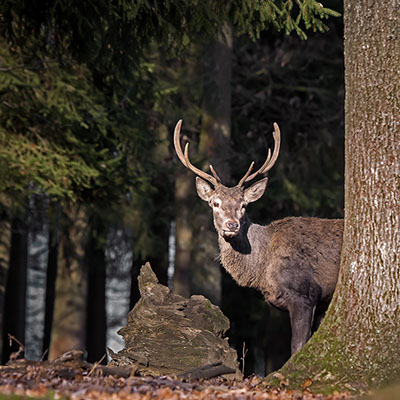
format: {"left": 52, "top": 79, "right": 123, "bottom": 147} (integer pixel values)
{"left": 213, "top": 201, "right": 220, "bottom": 208}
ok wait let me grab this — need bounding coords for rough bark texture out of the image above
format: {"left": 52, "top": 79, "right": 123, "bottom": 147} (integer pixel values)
{"left": 48, "top": 204, "right": 88, "bottom": 361}
{"left": 266, "top": 1, "right": 400, "bottom": 394}
{"left": 109, "top": 262, "right": 241, "bottom": 379}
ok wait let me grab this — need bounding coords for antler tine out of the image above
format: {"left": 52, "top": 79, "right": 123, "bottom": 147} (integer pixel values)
{"left": 173, "top": 120, "right": 188, "bottom": 167}
{"left": 183, "top": 144, "right": 218, "bottom": 186}
{"left": 237, "top": 161, "right": 255, "bottom": 187}
{"left": 173, "top": 120, "right": 219, "bottom": 186}
{"left": 263, "top": 123, "right": 281, "bottom": 172}
{"left": 209, "top": 165, "right": 221, "bottom": 183}
{"left": 243, "top": 122, "right": 281, "bottom": 183}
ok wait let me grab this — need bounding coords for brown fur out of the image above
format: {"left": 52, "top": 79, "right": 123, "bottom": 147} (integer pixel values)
{"left": 195, "top": 177, "right": 344, "bottom": 354}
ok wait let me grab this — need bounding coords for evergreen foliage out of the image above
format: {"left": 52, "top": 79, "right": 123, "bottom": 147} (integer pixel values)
{"left": 0, "top": 0, "right": 340, "bottom": 206}
{"left": 230, "top": 0, "right": 340, "bottom": 40}
{"left": 0, "top": 41, "right": 154, "bottom": 204}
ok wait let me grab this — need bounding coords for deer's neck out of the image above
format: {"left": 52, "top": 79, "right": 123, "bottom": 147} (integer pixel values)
{"left": 218, "top": 216, "right": 263, "bottom": 289}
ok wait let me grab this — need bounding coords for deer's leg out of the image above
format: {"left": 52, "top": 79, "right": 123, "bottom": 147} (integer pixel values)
{"left": 288, "top": 298, "right": 316, "bottom": 354}
{"left": 285, "top": 276, "right": 322, "bottom": 354}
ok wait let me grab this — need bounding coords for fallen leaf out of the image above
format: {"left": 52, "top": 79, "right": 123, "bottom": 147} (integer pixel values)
{"left": 301, "top": 378, "right": 313, "bottom": 388}
{"left": 273, "top": 372, "right": 289, "bottom": 387}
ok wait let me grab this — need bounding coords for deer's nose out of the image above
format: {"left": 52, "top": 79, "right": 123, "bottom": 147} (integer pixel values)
{"left": 226, "top": 221, "right": 239, "bottom": 231}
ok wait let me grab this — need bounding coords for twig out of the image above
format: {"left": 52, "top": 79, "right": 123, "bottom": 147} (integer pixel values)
{"left": 40, "top": 349, "right": 48, "bottom": 362}
{"left": 8, "top": 334, "right": 25, "bottom": 361}
{"left": 8, "top": 334, "right": 24, "bottom": 349}
{"left": 88, "top": 354, "right": 106, "bottom": 376}
{"left": 241, "top": 342, "right": 248, "bottom": 376}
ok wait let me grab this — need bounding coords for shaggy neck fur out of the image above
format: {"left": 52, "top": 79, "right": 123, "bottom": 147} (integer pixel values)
{"left": 218, "top": 215, "right": 265, "bottom": 289}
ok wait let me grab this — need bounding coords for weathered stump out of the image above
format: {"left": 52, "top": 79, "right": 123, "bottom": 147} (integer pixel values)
{"left": 108, "top": 262, "right": 241, "bottom": 379}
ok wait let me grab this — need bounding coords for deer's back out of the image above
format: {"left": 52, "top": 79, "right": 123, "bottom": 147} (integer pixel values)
{"left": 257, "top": 217, "right": 343, "bottom": 305}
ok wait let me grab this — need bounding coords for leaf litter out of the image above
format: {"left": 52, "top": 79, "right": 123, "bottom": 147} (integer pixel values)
{"left": 0, "top": 359, "right": 352, "bottom": 400}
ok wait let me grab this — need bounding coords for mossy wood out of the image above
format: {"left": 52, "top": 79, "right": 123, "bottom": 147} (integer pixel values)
{"left": 265, "top": 0, "right": 400, "bottom": 395}
{"left": 108, "top": 262, "right": 241, "bottom": 379}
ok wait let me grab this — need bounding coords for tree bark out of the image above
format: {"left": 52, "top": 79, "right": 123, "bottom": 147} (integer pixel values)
{"left": 48, "top": 203, "right": 88, "bottom": 361}
{"left": 269, "top": 1, "right": 400, "bottom": 393}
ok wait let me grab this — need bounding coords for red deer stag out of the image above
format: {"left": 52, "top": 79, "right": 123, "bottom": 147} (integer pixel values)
{"left": 173, "top": 120, "right": 343, "bottom": 354}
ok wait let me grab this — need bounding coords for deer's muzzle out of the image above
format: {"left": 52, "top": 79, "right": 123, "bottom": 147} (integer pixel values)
{"left": 223, "top": 220, "right": 240, "bottom": 238}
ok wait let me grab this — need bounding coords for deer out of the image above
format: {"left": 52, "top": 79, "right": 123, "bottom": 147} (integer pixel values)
{"left": 173, "top": 119, "right": 344, "bottom": 355}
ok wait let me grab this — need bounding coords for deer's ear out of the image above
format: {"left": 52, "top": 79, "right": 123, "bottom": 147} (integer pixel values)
{"left": 195, "top": 177, "right": 214, "bottom": 202}
{"left": 244, "top": 177, "right": 268, "bottom": 203}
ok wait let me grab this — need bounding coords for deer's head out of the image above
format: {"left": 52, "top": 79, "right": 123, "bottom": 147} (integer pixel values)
{"left": 173, "top": 120, "right": 280, "bottom": 240}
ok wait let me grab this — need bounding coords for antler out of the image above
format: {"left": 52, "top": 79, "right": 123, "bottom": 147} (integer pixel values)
{"left": 173, "top": 120, "right": 221, "bottom": 187}
{"left": 237, "top": 123, "right": 281, "bottom": 187}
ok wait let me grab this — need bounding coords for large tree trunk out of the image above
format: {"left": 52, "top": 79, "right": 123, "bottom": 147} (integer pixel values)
{"left": 270, "top": 1, "right": 400, "bottom": 393}
{"left": 2, "top": 215, "right": 28, "bottom": 363}
{"left": 48, "top": 203, "right": 88, "bottom": 361}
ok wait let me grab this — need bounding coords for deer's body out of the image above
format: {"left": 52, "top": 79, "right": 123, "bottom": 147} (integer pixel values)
{"left": 173, "top": 120, "right": 344, "bottom": 354}
{"left": 219, "top": 216, "right": 343, "bottom": 330}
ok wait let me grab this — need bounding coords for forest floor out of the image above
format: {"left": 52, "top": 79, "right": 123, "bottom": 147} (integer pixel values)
{"left": 0, "top": 358, "right": 353, "bottom": 400}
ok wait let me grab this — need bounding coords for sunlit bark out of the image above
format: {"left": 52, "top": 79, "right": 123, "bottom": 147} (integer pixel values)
{"left": 271, "top": 0, "right": 400, "bottom": 393}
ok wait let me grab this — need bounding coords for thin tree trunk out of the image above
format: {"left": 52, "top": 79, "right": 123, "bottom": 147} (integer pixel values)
{"left": 173, "top": 170, "right": 194, "bottom": 298}
{"left": 48, "top": 203, "right": 88, "bottom": 361}
{"left": 42, "top": 217, "right": 58, "bottom": 358}
{"left": 2, "top": 215, "right": 28, "bottom": 363}
{"left": 85, "top": 223, "right": 107, "bottom": 363}
{"left": 192, "top": 24, "right": 233, "bottom": 305}
{"left": 0, "top": 195, "right": 11, "bottom": 362}
{"left": 271, "top": 1, "right": 400, "bottom": 393}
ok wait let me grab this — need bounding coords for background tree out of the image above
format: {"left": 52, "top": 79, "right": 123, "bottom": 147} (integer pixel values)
{"left": 268, "top": 0, "right": 400, "bottom": 393}
{"left": 0, "top": 196, "right": 11, "bottom": 361}
{"left": 85, "top": 212, "right": 107, "bottom": 363}
{"left": 2, "top": 212, "right": 28, "bottom": 363}
{"left": 48, "top": 204, "right": 88, "bottom": 360}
